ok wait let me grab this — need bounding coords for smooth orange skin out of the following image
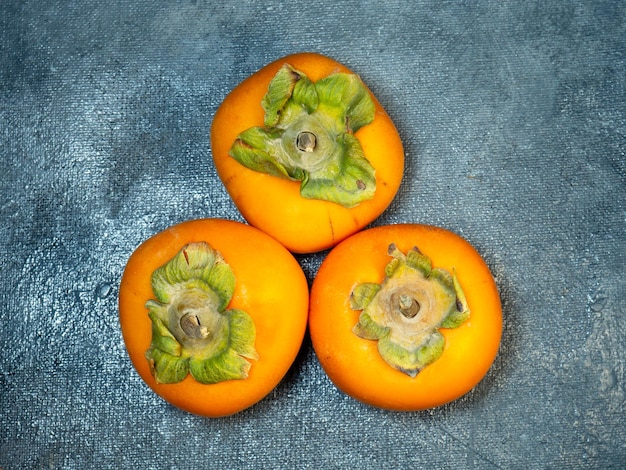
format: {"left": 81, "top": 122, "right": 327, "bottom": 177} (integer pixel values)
{"left": 309, "top": 224, "right": 502, "bottom": 411}
{"left": 119, "top": 219, "right": 309, "bottom": 417}
{"left": 210, "top": 52, "right": 405, "bottom": 254}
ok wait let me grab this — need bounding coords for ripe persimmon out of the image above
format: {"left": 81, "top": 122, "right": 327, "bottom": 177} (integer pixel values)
{"left": 210, "top": 52, "right": 404, "bottom": 253}
{"left": 119, "top": 218, "right": 309, "bottom": 417}
{"left": 309, "top": 224, "right": 502, "bottom": 411}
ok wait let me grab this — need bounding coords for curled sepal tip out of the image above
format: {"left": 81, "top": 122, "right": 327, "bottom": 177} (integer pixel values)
{"left": 350, "top": 244, "right": 470, "bottom": 376}
{"left": 229, "top": 63, "right": 377, "bottom": 208}
{"left": 144, "top": 242, "right": 258, "bottom": 385}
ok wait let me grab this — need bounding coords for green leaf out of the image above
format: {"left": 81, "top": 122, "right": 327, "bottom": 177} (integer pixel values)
{"left": 314, "top": 73, "right": 375, "bottom": 132}
{"left": 377, "top": 334, "right": 420, "bottom": 377}
{"left": 350, "top": 282, "right": 381, "bottom": 310}
{"left": 237, "top": 125, "right": 283, "bottom": 149}
{"left": 453, "top": 269, "right": 470, "bottom": 315}
{"left": 230, "top": 138, "right": 293, "bottom": 180}
{"left": 146, "top": 347, "right": 189, "bottom": 384}
{"left": 440, "top": 307, "right": 470, "bottom": 329}
{"left": 147, "top": 303, "right": 182, "bottom": 357}
{"left": 430, "top": 267, "right": 455, "bottom": 292}
{"left": 406, "top": 247, "right": 432, "bottom": 277}
{"left": 415, "top": 331, "right": 445, "bottom": 367}
{"left": 189, "top": 349, "right": 252, "bottom": 384}
{"left": 205, "top": 260, "right": 236, "bottom": 311}
{"left": 145, "top": 298, "right": 167, "bottom": 321}
{"left": 292, "top": 75, "right": 318, "bottom": 114}
{"left": 377, "top": 331, "right": 444, "bottom": 377}
{"left": 441, "top": 270, "right": 470, "bottom": 328}
{"left": 262, "top": 64, "right": 301, "bottom": 127}
{"left": 151, "top": 242, "right": 216, "bottom": 302}
{"left": 384, "top": 257, "right": 402, "bottom": 278}
{"left": 227, "top": 309, "right": 259, "bottom": 360}
{"left": 352, "top": 311, "right": 389, "bottom": 340}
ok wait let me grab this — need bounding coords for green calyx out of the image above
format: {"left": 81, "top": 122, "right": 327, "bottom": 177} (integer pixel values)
{"left": 144, "top": 242, "right": 258, "bottom": 384}
{"left": 229, "top": 63, "right": 377, "bottom": 208}
{"left": 350, "top": 244, "right": 470, "bottom": 377}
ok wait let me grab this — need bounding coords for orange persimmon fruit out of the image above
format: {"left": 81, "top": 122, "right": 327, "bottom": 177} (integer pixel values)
{"left": 309, "top": 224, "right": 502, "bottom": 411}
{"left": 210, "top": 52, "right": 404, "bottom": 253}
{"left": 119, "top": 218, "right": 309, "bottom": 417}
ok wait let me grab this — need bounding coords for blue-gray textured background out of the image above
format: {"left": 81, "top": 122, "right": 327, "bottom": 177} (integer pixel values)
{"left": 1, "top": 1, "right": 625, "bottom": 468}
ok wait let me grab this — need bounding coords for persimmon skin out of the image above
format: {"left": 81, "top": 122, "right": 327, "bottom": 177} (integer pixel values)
{"left": 210, "top": 52, "right": 405, "bottom": 254}
{"left": 309, "top": 224, "right": 502, "bottom": 411}
{"left": 119, "top": 219, "right": 309, "bottom": 417}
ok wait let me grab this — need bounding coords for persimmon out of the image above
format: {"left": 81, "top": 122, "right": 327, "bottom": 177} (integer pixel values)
{"left": 309, "top": 224, "right": 502, "bottom": 411}
{"left": 210, "top": 52, "right": 404, "bottom": 253}
{"left": 118, "top": 218, "right": 309, "bottom": 417}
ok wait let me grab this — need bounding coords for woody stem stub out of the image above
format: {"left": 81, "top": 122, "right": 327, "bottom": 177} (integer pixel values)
{"left": 296, "top": 131, "right": 317, "bottom": 152}
{"left": 399, "top": 294, "right": 420, "bottom": 318}
{"left": 180, "top": 312, "right": 210, "bottom": 339}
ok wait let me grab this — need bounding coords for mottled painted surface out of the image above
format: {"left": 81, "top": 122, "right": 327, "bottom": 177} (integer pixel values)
{"left": 1, "top": 1, "right": 625, "bottom": 468}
